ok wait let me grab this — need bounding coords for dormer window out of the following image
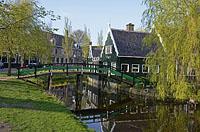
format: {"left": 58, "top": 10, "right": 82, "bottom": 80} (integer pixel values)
{"left": 50, "top": 38, "right": 56, "bottom": 46}
{"left": 105, "top": 45, "right": 112, "bottom": 54}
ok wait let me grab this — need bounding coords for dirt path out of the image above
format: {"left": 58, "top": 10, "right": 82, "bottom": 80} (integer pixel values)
{"left": 0, "top": 77, "right": 16, "bottom": 81}
{"left": 0, "top": 122, "right": 11, "bottom": 132}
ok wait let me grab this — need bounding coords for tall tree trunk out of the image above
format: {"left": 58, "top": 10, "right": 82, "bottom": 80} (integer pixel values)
{"left": 7, "top": 55, "right": 12, "bottom": 76}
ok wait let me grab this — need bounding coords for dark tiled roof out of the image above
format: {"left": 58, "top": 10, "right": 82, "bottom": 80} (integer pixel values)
{"left": 51, "top": 34, "right": 64, "bottom": 47}
{"left": 92, "top": 46, "right": 102, "bottom": 57}
{"left": 111, "top": 28, "right": 155, "bottom": 57}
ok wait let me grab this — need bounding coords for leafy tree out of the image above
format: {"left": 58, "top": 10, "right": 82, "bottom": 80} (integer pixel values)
{"left": 63, "top": 17, "right": 74, "bottom": 63}
{"left": 143, "top": 0, "right": 200, "bottom": 100}
{"left": 81, "top": 25, "right": 91, "bottom": 62}
{"left": 97, "top": 30, "right": 103, "bottom": 46}
{"left": 0, "top": 0, "right": 58, "bottom": 75}
{"left": 73, "top": 29, "right": 84, "bottom": 44}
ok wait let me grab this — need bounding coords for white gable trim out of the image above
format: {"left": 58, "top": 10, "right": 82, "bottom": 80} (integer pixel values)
{"left": 88, "top": 45, "right": 93, "bottom": 58}
{"left": 109, "top": 28, "right": 119, "bottom": 56}
{"left": 118, "top": 56, "right": 147, "bottom": 59}
{"left": 100, "top": 28, "right": 109, "bottom": 58}
{"left": 100, "top": 27, "right": 119, "bottom": 57}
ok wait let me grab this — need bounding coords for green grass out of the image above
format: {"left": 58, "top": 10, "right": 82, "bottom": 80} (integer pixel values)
{"left": 0, "top": 80, "right": 92, "bottom": 132}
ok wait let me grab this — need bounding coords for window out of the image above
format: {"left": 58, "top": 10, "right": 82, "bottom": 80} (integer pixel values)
{"left": 56, "top": 58, "right": 59, "bottom": 63}
{"left": 151, "top": 65, "right": 159, "bottom": 73}
{"left": 61, "top": 58, "right": 64, "bottom": 63}
{"left": 157, "top": 65, "right": 160, "bottom": 73}
{"left": 121, "top": 64, "right": 129, "bottom": 72}
{"left": 92, "top": 57, "right": 99, "bottom": 61}
{"left": 132, "top": 64, "right": 140, "bottom": 73}
{"left": 50, "top": 38, "right": 56, "bottom": 45}
{"left": 2, "top": 56, "right": 7, "bottom": 63}
{"left": 111, "top": 62, "right": 116, "bottom": 68}
{"left": 52, "top": 57, "right": 55, "bottom": 63}
{"left": 187, "top": 67, "right": 195, "bottom": 76}
{"left": 105, "top": 45, "right": 112, "bottom": 54}
{"left": 55, "top": 49, "right": 58, "bottom": 54}
{"left": 103, "top": 62, "right": 108, "bottom": 66}
{"left": 142, "top": 64, "right": 149, "bottom": 73}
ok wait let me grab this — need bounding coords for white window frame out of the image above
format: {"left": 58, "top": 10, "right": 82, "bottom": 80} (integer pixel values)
{"left": 142, "top": 64, "right": 149, "bottom": 73}
{"left": 187, "top": 67, "right": 196, "bottom": 76}
{"left": 111, "top": 62, "right": 116, "bottom": 68}
{"left": 121, "top": 63, "right": 129, "bottom": 72}
{"left": 132, "top": 64, "right": 140, "bottom": 73}
{"left": 103, "top": 62, "right": 108, "bottom": 66}
{"left": 157, "top": 65, "right": 160, "bottom": 73}
{"left": 105, "top": 45, "right": 112, "bottom": 54}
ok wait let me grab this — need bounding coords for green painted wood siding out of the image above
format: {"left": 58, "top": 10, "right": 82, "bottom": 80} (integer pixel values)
{"left": 101, "top": 33, "right": 118, "bottom": 66}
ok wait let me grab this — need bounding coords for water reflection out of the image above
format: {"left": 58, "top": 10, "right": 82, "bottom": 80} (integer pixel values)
{"left": 63, "top": 83, "right": 200, "bottom": 132}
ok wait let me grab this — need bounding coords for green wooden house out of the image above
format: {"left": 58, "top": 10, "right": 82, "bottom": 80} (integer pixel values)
{"left": 101, "top": 23, "right": 157, "bottom": 77}
{"left": 88, "top": 43, "right": 103, "bottom": 65}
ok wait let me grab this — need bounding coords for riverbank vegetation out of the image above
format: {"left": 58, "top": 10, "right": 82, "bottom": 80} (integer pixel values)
{"left": 0, "top": 0, "right": 59, "bottom": 76}
{"left": 143, "top": 0, "right": 200, "bottom": 101}
{"left": 0, "top": 79, "right": 92, "bottom": 132}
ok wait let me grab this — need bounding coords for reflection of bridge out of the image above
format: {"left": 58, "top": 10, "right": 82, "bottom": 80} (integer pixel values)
{"left": 17, "top": 63, "right": 145, "bottom": 87}
{"left": 72, "top": 99, "right": 157, "bottom": 124}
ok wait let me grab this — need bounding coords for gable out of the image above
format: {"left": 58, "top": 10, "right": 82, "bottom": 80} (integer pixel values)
{"left": 111, "top": 29, "right": 155, "bottom": 57}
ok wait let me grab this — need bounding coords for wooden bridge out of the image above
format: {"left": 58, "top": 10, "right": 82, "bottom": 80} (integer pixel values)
{"left": 72, "top": 99, "right": 157, "bottom": 124}
{"left": 17, "top": 63, "right": 145, "bottom": 88}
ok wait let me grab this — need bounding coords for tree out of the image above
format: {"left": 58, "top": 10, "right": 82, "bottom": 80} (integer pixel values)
{"left": 143, "top": 0, "right": 200, "bottom": 100}
{"left": 73, "top": 29, "right": 84, "bottom": 44}
{"left": 0, "top": 0, "right": 58, "bottom": 75}
{"left": 81, "top": 25, "right": 91, "bottom": 62}
{"left": 63, "top": 17, "right": 74, "bottom": 63}
{"left": 97, "top": 30, "right": 103, "bottom": 46}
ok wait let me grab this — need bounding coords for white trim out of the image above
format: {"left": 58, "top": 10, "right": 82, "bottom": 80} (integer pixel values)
{"left": 100, "top": 26, "right": 111, "bottom": 57}
{"left": 119, "top": 56, "right": 147, "bottom": 58}
{"left": 103, "top": 62, "right": 108, "bottom": 66}
{"left": 100, "top": 27, "right": 119, "bottom": 57}
{"left": 105, "top": 45, "right": 112, "bottom": 54}
{"left": 88, "top": 44, "right": 93, "bottom": 58}
{"left": 111, "top": 62, "right": 116, "bottom": 68}
{"left": 142, "top": 64, "right": 149, "bottom": 73}
{"left": 157, "top": 65, "right": 160, "bottom": 73}
{"left": 110, "top": 28, "right": 119, "bottom": 56}
{"left": 121, "top": 63, "right": 129, "bottom": 72}
{"left": 132, "top": 64, "right": 140, "bottom": 73}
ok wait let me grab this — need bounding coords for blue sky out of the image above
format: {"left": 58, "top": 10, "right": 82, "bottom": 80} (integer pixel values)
{"left": 39, "top": 0, "right": 146, "bottom": 44}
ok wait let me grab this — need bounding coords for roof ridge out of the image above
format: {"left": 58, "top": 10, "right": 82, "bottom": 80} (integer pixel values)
{"left": 110, "top": 28, "right": 149, "bottom": 34}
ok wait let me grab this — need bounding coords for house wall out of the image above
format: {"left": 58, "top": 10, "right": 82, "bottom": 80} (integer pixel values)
{"left": 101, "top": 33, "right": 118, "bottom": 66}
{"left": 118, "top": 57, "right": 147, "bottom": 77}
{"left": 101, "top": 32, "right": 149, "bottom": 77}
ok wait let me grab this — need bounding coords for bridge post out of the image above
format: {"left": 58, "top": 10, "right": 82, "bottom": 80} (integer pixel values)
{"left": 95, "top": 65, "right": 97, "bottom": 73}
{"left": 121, "top": 71, "right": 123, "bottom": 82}
{"left": 109, "top": 64, "right": 111, "bottom": 76}
{"left": 47, "top": 72, "right": 52, "bottom": 91}
{"left": 66, "top": 63, "right": 68, "bottom": 76}
{"left": 34, "top": 65, "right": 37, "bottom": 78}
{"left": 75, "top": 74, "right": 81, "bottom": 110}
{"left": 17, "top": 67, "right": 20, "bottom": 79}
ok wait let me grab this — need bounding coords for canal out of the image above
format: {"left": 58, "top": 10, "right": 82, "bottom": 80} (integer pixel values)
{"left": 48, "top": 75, "right": 200, "bottom": 132}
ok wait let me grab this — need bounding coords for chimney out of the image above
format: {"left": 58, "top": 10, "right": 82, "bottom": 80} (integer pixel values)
{"left": 88, "top": 42, "right": 93, "bottom": 58}
{"left": 126, "top": 23, "right": 134, "bottom": 31}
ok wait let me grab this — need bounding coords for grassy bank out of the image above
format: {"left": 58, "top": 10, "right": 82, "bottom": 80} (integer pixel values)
{"left": 0, "top": 79, "right": 92, "bottom": 132}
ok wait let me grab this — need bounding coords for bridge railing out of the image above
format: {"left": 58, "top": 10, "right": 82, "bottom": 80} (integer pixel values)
{"left": 17, "top": 63, "right": 109, "bottom": 77}
{"left": 17, "top": 63, "right": 145, "bottom": 88}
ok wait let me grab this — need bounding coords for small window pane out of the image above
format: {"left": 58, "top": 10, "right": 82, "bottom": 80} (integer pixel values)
{"left": 121, "top": 64, "right": 129, "bottom": 72}
{"left": 132, "top": 64, "right": 139, "bottom": 73}
{"left": 105, "top": 45, "right": 112, "bottom": 54}
{"left": 142, "top": 65, "right": 149, "bottom": 73}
